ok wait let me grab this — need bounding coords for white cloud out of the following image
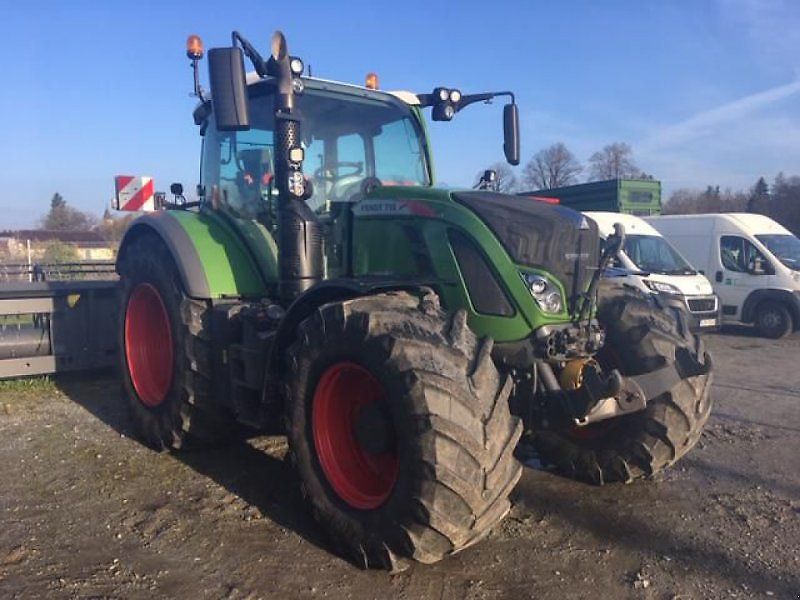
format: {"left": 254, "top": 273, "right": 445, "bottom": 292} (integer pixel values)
{"left": 639, "top": 79, "right": 800, "bottom": 153}
{"left": 641, "top": 111, "right": 800, "bottom": 195}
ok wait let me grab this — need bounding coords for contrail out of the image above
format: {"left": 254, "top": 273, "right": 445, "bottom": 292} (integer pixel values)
{"left": 640, "top": 79, "right": 800, "bottom": 152}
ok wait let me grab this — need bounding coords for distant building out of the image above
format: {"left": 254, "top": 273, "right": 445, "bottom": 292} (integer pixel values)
{"left": 0, "top": 230, "right": 115, "bottom": 262}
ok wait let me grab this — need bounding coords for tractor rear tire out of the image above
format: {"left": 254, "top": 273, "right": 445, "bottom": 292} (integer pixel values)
{"left": 533, "top": 291, "right": 713, "bottom": 484}
{"left": 285, "top": 291, "right": 523, "bottom": 570}
{"left": 118, "top": 232, "right": 236, "bottom": 449}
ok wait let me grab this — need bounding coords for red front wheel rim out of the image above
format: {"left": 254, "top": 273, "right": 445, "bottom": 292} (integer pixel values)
{"left": 125, "top": 283, "right": 174, "bottom": 407}
{"left": 312, "top": 363, "right": 399, "bottom": 510}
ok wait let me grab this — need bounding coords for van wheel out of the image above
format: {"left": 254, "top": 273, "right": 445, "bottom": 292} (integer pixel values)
{"left": 755, "top": 301, "right": 793, "bottom": 339}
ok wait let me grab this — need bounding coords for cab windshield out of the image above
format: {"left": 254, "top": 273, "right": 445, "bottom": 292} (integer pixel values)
{"left": 202, "top": 84, "right": 430, "bottom": 219}
{"left": 623, "top": 234, "right": 696, "bottom": 275}
{"left": 756, "top": 234, "right": 800, "bottom": 271}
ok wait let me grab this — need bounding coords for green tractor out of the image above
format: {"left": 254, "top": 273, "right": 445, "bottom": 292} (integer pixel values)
{"left": 116, "top": 30, "right": 713, "bottom": 570}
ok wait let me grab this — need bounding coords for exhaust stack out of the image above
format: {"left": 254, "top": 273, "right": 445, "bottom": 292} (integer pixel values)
{"left": 211, "top": 30, "right": 322, "bottom": 302}
{"left": 265, "top": 32, "right": 323, "bottom": 303}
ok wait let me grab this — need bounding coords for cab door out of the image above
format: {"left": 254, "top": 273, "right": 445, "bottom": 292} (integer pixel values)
{"left": 716, "top": 235, "right": 775, "bottom": 321}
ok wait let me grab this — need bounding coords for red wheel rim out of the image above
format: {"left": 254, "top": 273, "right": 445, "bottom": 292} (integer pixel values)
{"left": 312, "top": 363, "right": 399, "bottom": 510}
{"left": 125, "top": 283, "right": 174, "bottom": 407}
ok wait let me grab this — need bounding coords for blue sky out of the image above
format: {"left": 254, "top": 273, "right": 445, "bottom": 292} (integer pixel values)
{"left": 1, "top": 0, "right": 798, "bottom": 228}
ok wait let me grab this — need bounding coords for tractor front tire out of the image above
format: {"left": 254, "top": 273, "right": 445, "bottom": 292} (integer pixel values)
{"left": 285, "top": 291, "right": 523, "bottom": 570}
{"left": 533, "top": 292, "right": 713, "bottom": 485}
{"left": 118, "top": 232, "right": 235, "bottom": 449}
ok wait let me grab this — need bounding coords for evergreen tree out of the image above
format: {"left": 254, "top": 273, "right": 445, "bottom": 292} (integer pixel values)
{"left": 41, "top": 193, "right": 97, "bottom": 231}
{"left": 747, "top": 177, "right": 769, "bottom": 214}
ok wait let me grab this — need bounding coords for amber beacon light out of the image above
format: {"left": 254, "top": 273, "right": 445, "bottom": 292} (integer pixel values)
{"left": 186, "top": 34, "right": 204, "bottom": 60}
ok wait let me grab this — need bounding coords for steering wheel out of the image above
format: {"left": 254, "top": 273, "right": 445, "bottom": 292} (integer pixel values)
{"left": 314, "top": 161, "right": 365, "bottom": 203}
{"left": 313, "top": 161, "right": 363, "bottom": 181}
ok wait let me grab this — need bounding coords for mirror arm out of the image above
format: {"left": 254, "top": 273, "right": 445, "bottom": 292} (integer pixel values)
{"left": 417, "top": 90, "right": 515, "bottom": 109}
{"left": 231, "top": 31, "right": 268, "bottom": 77}
{"left": 456, "top": 90, "right": 515, "bottom": 112}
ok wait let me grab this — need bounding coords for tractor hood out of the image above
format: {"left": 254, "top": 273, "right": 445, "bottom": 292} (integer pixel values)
{"left": 354, "top": 186, "right": 601, "bottom": 312}
{"left": 452, "top": 191, "right": 601, "bottom": 309}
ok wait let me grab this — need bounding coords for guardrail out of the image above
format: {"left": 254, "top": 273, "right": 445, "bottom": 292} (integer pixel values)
{"left": 0, "top": 261, "right": 117, "bottom": 282}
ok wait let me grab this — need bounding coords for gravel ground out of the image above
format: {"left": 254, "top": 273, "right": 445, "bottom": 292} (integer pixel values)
{"left": 1, "top": 328, "right": 798, "bottom": 599}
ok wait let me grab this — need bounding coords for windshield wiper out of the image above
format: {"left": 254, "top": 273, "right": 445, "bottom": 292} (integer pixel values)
{"left": 658, "top": 268, "right": 696, "bottom": 275}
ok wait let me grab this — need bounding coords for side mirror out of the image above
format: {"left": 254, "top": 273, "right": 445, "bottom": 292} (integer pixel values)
{"left": 607, "top": 223, "right": 627, "bottom": 258}
{"left": 474, "top": 169, "right": 497, "bottom": 190}
{"left": 207, "top": 47, "right": 250, "bottom": 131}
{"left": 503, "top": 103, "right": 520, "bottom": 166}
{"left": 170, "top": 182, "right": 183, "bottom": 196}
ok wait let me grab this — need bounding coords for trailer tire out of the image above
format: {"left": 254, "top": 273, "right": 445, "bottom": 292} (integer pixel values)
{"left": 533, "top": 292, "right": 713, "bottom": 484}
{"left": 285, "top": 291, "right": 523, "bottom": 570}
{"left": 118, "top": 232, "right": 236, "bottom": 449}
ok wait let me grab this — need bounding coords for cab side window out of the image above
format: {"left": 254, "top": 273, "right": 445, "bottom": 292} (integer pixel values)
{"left": 720, "top": 236, "right": 772, "bottom": 275}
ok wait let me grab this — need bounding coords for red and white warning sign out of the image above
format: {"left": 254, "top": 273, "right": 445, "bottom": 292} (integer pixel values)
{"left": 114, "top": 176, "right": 155, "bottom": 212}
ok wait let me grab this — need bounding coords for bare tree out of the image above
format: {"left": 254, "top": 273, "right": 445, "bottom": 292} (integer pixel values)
{"left": 474, "top": 162, "right": 519, "bottom": 193}
{"left": 521, "top": 143, "right": 582, "bottom": 190}
{"left": 587, "top": 142, "right": 640, "bottom": 181}
{"left": 661, "top": 172, "right": 800, "bottom": 236}
{"left": 663, "top": 186, "right": 748, "bottom": 214}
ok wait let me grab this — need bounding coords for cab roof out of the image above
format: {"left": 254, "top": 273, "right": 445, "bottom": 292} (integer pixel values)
{"left": 244, "top": 71, "right": 420, "bottom": 105}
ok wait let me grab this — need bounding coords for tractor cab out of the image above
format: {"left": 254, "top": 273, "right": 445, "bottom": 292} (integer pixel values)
{"left": 199, "top": 77, "right": 431, "bottom": 224}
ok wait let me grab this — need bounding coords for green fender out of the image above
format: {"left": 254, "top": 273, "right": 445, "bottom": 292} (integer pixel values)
{"left": 117, "top": 209, "right": 278, "bottom": 299}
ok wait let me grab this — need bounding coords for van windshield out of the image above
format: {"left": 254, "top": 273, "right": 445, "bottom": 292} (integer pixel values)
{"left": 623, "top": 234, "right": 696, "bottom": 275}
{"left": 756, "top": 234, "right": 800, "bottom": 271}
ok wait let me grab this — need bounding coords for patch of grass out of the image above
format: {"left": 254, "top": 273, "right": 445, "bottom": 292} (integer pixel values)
{"left": 0, "top": 376, "right": 54, "bottom": 392}
{"left": 0, "top": 376, "right": 57, "bottom": 405}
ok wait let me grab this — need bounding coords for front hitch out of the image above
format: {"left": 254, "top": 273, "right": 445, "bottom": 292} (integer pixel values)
{"left": 536, "top": 348, "right": 711, "bottom": 429}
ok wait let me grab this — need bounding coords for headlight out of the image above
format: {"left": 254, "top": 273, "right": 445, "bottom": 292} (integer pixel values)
{"left": 521, "top": 272, "right": 564, "bottom": 314}
{"left": 643, "top": 280, "right": 681, "bottom": 295}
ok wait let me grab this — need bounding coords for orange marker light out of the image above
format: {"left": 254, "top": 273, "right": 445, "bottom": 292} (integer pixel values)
{"left": 186, "top": 34, "right": 204, "bottom": 60}
{"left": 365, "top": 72, "right": 379, "bottom": 90}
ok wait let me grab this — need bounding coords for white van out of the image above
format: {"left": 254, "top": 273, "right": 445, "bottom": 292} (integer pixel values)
{"left": 586, "top": 212, "right": 720, "bottom": 332}
{"left": 646, "top": 213, "right": 800, "bottom": 338}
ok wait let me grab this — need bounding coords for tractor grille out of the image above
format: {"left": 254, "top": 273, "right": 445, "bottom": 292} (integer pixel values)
{"left": 687, "top": 296, "right": 717, "bottom": 313}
